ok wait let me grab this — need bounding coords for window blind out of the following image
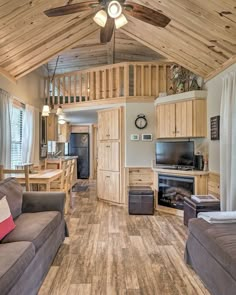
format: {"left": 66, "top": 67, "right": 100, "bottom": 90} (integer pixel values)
{"left": 11, "top": 106, "right": 24, "bottom": 168}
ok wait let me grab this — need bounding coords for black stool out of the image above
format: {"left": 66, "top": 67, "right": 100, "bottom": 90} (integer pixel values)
{"left": 129, "top": 186, "right": 154, "bottom": 215}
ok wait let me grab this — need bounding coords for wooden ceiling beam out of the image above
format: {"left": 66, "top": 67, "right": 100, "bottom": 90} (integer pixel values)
{"left": 205, "top": 55, "right": 236, "bottom": 81}
{"left": 0, "top": 66, "right": 16, "bottom": 84}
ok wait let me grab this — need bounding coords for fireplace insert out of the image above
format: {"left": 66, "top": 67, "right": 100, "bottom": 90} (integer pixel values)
{"left": 158, "top": 174, "right": 194, "bottom": 210}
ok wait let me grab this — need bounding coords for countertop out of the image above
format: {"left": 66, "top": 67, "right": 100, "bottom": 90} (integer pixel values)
{"left": 46, "top": 156, "right": 78, "bottom": 161}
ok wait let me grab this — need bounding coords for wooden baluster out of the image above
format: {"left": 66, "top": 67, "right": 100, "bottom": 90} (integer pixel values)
{"left": 96, "top": 71, "right": 100, "bottom": 100}
{"left": 74, "top": 74, "right": 77, "bottom": 103}
{"left": 103, "top": 70, "right": 106, "bottom": 99}
{"left": 156, "top": 65, "right": 159, "bottom": 97}
{"left": 163, "top": 64, "right": 167, "bottom": 93}
{"left": 68, "top": 76, "right": 71, "bottom": 103}
{"left": 63, "top": 76, "right": 66, "bottom": 104}
{"left": 116, "top": 67, "right": 120, "bottom": 97}
{"left": 134, "top": 65, "right": 137, "bottom": 97}
{"left": 79, "top": 73, "right": 82, "bottom": 102}
{"left": 109, "top": 68, "right": 113, "bottom": 98}
{"left": 149, "top": 64, "right": 152, "bottom": 96}
{"left": 84, "top": 72, "right": 88, "bottom": 101}
{"left": 90, "top": 72, "right": 94, "bottom": 100}
{"left": 141, "top": 65, "right": 144, "bottom": 96}
{"left": 124, "top": 65, "right": 129, "bottom": 97}
{"left": 58, "top": 77, "right": 61, "bottom": 104}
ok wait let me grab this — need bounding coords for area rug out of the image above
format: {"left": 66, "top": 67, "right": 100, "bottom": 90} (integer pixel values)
{"left": 72, "top": 183, "right": 89, "bottom": 192}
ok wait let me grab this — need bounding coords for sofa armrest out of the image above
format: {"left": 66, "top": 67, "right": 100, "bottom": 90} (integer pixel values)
{"left": 22, "top": 192, "right": 65, "bottom": 216}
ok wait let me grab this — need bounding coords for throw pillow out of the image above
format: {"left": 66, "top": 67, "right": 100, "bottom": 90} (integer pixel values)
{"left": 0, "top": 196, "right": 16, "bottom": 240}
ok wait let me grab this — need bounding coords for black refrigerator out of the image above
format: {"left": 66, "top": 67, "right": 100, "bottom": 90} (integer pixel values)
{"left": 69, "top": 133, "right": 90, "bottom": 179}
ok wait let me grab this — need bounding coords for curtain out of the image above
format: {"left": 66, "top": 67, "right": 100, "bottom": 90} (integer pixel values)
{"left": 22, "top": 104, "right": 39, "bottom": 164}
{"left": 0, "top": 89, "right": 12, "bottom": 168}
{"left": 220, "top": 71, "right": 236, "bottom": 211}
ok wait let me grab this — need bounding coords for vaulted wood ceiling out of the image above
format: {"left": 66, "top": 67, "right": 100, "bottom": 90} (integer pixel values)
{"left": 47, "top": 31, "right": 164, "bottom": 75}
{"left": 0, "top": 0, "right": 235, "bottom": 82}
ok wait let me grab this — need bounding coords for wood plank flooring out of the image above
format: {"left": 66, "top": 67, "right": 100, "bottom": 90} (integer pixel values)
{"left": 39, "top": 181, "right": 210, "bottom": 295}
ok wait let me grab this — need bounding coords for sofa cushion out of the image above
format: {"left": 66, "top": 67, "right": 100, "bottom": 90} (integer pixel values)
{"left": 189, "top": 218, "right": 236, "bottom": 281}
{"left": 2, "top": 211, "right": 61, "bottom": 251}
{"left": 0, "top": 178, "right": 23, "bottom": 219}
{"left": 0, "top": 241, "right": 35, "bottom": 295}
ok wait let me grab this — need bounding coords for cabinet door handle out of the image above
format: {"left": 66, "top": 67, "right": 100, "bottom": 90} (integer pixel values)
{"left": 172, "top": 131, "right": 176, "bottom": 134}
{"left": 106, "top": 176, "right": 110, "bottom": 178}
{"left": 106, "top": 145, "right": 110, "bottom": 148}
{"left": 106, "top": 134, "right": 110, "bottom": 137}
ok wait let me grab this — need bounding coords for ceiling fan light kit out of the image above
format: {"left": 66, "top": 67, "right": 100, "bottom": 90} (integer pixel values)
{"left": 93, "top": 9, "right": 108, "bottom": 27}
{"left": 108, "top": 1, "right": 122, "bottom": 18}
{"left": 115, "top": 13, "right": 128, "bottom": 29}
{"left": 44, "top": 1, "right": 171, "bottom": 43}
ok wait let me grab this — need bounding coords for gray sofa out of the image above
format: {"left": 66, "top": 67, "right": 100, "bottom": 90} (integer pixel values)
{"left": 185, "top": 218, "right": 236, "bottom": 295}
{"left": 0, "top": 178, "right": 67, "bottom": 295}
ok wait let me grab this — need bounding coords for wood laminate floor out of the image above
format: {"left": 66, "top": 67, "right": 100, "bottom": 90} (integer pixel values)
{"left": 39, "top": 181, "right": 210, "bottom": 295}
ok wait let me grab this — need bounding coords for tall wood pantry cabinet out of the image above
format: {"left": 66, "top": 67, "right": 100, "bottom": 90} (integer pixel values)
{"left": 156, "top": 98, "right": 207, "bottom": 138}
{"left": 97, "top": 107, "right": 124, "bottom": 204}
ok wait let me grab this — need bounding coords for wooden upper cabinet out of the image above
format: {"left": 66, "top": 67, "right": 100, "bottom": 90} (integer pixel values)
{"left": 98, "top": 108, "right": 120, "bottom": 141}
{"left": 58, "top": 123, "right": 70, "bottom": 142}
{"left": 175, "top": 100, "right": 193, "bottom": 137}
{"left": 156, "top": 99, "right": 206, "bottom": 139}
{"left": 47, "top": 114, "right": 58, "bottom": 141}
{"left": 156, "top": 103, "right": 175, "bottom": 138}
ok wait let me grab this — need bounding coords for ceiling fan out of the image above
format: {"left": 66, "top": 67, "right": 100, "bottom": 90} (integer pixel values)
{"left": 44, "top": 0, "right": 171, "bottom": 44}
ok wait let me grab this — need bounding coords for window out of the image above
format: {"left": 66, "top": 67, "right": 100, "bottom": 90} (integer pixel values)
{"left": 11, "top": 105, "right": 24, "bottom": 168}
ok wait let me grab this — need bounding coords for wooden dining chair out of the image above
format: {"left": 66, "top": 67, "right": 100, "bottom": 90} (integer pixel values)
{"left": 0, "top": 164, "right": 30, "bottom": 191}
{"left": 68, "top": 159, "right": 76, "bottom": 209}
{"left": 49, "top": 161, "right": 71, "bottom": 214}
{"left": 45, "top": 158, "right": 62, "bottom": 170}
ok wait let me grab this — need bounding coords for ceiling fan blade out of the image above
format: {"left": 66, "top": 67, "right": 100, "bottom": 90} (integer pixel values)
{"left": 123, "top": 2, "right": 171, "bottom": 28}
{"left": 44, "top": 1, "right": 99, "bottom": 17}
{"left": 100, "top": 17, "right": 114, "bottom": 44}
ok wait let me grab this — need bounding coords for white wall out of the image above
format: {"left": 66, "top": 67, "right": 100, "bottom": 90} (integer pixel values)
{"left": 125, "top": 102, "right": 156, "bottom": 167}
{"left": 0, "top": 70, "right": 44, "bottom": 109}
{"left": 206, "top": 63, "right": 236, "bottom": 173}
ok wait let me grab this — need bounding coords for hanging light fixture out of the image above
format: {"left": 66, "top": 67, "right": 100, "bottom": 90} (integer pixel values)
{"left": 107, "top": 1, "right": 122, "bottom": 18}
{"left": 93, "top": 10, "right": 107, "bottom": 27}
{"left": 42, "top": 105, "right": 50, "bottom": 117}
{"left": 58, "top": 115, "right": 66, "bottom": 125}
{"left": 56, "top": 106, "right": 63, "bottom": 116}
{"left": 115, "top": 13, "right": 128, "bottom": 29}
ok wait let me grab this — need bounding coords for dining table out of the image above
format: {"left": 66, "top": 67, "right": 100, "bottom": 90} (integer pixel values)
{"left": 13, "top": 169, "right": 63, "bottom": 191}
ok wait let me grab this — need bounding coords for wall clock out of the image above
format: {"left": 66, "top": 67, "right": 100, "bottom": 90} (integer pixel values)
{"left": 135, "top": 114, "right": 148, "bottom": 129}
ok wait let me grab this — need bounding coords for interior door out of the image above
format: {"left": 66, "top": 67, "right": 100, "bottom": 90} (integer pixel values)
{"left": 175, "top": 101, "right": 193, "bottom": 137}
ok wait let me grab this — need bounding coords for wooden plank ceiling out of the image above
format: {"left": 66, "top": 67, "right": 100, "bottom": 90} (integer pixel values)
{"left": 47, "top": 31, "right": 163, "bottom": 75}
{"left": 0, "top": 0, "right": 235, "bottom": 81}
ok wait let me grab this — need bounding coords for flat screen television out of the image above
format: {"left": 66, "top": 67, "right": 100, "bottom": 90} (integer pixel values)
{"left": 155, "top": 141, "right": 194, "bottom": 167}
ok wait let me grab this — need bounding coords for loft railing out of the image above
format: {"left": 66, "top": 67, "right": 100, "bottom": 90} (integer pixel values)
{"left": 44, "top": 62, "right": 172, "bottom": 106}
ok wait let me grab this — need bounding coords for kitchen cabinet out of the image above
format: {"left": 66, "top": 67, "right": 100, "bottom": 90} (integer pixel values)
{"left": 98, "top": 142, "right": 120, "bottom": 172}
{"left": 98, "top": 108, "right": 120, "bottom": 141}
{"left": 97, "top": 107, "right": 124, "bottom": 204}
{"left": 156, "top": 99, "right": 206, "bottom": 138}
{"left": 97, "top": 171, "right": 120, "bottom": 203}
{"left": 58, "top": 123, "right": 70, "bottom": 142}
{"left": 47, "top": 114, "right": 58, "bottom": 141}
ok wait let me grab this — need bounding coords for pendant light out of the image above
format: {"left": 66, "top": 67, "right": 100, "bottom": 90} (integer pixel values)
{"left": 42, "top": 105, "right": 50, "bottom": 117}
{"left": 56, "top": 106, "right": 63, "bottom": 116}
